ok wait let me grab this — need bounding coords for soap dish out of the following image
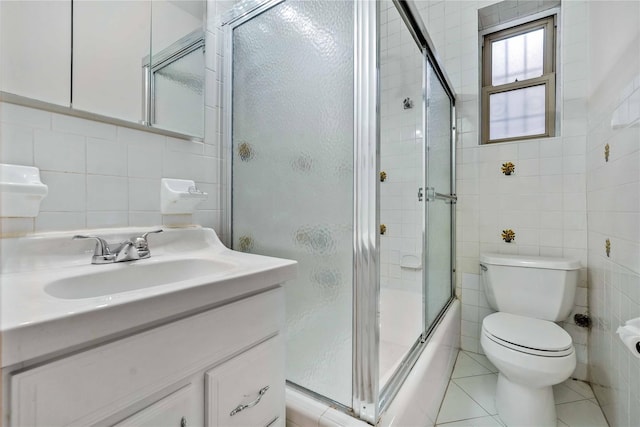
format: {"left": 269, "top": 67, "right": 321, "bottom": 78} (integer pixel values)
{"left": 160, "top": 178, "right": 208, "bottom": 214}
{"left": 0, "top": 164, "right": 48, "bottom": 217}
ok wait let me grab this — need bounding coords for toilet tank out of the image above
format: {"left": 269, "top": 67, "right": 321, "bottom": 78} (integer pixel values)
{"left": 479, "top": 253, "right": 581, "bottom": 321}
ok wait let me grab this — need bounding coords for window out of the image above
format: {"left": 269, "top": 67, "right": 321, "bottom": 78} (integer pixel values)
{"left": 481, "top": 15, "right": 556, "bottom": 144}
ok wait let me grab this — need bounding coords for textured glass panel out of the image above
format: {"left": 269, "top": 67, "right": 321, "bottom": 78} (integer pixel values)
{"left": 378, "top": 0, "right": 424, "bottom": 390}
{"left": 231, "top": 0, "right": 353, "bottom": 406}
{"left": 492, "top": 28, "right": 544, "bottom": 86}
{"left": 425, "top": 59, "right": 453, "bottom": 328}
{"left": 489, "top": 85, "right": 546, "bottom": 140}
{"left": 153, "top": 47, "right": 204, "bottom": 137}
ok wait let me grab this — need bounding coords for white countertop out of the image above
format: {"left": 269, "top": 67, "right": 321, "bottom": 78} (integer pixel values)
{"left": 0, "top": 226, "right": 296, "bottom": 367}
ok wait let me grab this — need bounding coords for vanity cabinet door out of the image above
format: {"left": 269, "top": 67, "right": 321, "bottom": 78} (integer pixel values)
{"left": 113, "top": 382, "right": 201, "bottom": 427}
{"left": 205, "top": 335, "right": 285, "bottom": 427}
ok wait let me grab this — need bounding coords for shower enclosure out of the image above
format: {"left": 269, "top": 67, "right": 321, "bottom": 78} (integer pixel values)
{"left": 222, "top": 0, "right": 455, "bottom": 423}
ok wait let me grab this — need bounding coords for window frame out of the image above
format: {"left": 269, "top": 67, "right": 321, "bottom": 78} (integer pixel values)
{"left": 481, "top": 15, "right": 557, "bottom": 144}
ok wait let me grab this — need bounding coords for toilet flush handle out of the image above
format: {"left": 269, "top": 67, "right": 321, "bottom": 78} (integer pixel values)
{"left": 479, "top": 264, "right": 488, "bottom": 271}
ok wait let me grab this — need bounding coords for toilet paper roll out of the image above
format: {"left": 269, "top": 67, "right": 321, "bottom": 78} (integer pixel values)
{"left": 616, "top": 318, "right": 640, "bottom": 359}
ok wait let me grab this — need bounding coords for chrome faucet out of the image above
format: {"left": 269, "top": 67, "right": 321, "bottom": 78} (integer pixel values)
{"left": 74, "top": 229, "right": 163, "bottom": 264}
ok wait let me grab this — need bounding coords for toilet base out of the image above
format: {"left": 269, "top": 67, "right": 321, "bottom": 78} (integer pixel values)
{"left": 495, "top": 373, "right": 556, "bottom": 427}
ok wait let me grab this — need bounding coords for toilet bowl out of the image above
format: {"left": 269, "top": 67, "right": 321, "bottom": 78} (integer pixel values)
{"left": 478, "top": 253, "right": 581, "bottom": 427}
{"left": 481, "top": 312, "right": 576, "bottom": 427}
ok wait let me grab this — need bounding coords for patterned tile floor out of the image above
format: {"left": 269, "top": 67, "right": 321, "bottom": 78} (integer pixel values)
{"left": 435, "top": 351, "right": 609, "bottom": 427}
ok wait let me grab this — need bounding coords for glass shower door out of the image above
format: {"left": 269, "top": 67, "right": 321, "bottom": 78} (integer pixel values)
{"left": 377, "top": 0, "right": 425, "bottom": 389}
{"left": 229, "top": 0, "right": 354, "bottom": 407}
{"left": 424, "top": 58, "right": 454, "bottom": 328}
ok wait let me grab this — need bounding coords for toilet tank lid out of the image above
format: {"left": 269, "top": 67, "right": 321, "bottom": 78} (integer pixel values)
{"left": 480, "top": 253, "right": 581, "bottom": 270}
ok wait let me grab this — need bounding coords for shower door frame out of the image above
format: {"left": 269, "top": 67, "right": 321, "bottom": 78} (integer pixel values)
{"left": 221, "top": 1, "right": 380, "bottom": 421}
{"left": 221, "top": 0, "right": 456, "bottom": 423}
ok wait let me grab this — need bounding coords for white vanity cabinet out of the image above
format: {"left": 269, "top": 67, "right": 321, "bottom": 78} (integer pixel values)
{"left": 9, "top": 288, "right": 285, "bottom": 427}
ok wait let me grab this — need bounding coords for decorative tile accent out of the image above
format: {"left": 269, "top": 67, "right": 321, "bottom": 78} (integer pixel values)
{"left": 501, "top": 229, "right": 515, "bottom": 243}
{"left": 237, "top": 141, "right": 254, "bottom": 162}
{"left": 380, "top": 171, "right": 387, "bottom": 182}
{"left": 604, "top": 143, "right": 609, "bottom": 162}
{"left": 500, "top": 161, "right": 515, "bottom": 175}
{"left": 605, "top": 238, "right": 610, "bottom": 257}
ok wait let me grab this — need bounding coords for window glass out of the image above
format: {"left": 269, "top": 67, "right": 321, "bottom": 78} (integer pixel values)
{"left": 489, "top": 84, "right": 546, "bottom": 140}
{"left": 481, "top": 14, "right": 555, "bottom": 144}
{"left": 491, "top": 28, "right": 544, "bottom": 85}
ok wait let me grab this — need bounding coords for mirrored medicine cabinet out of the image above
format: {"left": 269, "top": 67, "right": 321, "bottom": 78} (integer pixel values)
{"left": 0, "top": 0, "right": 205, "bottom": 139}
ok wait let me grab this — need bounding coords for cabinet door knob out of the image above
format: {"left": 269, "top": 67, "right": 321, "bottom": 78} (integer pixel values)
{"left": 230, "top": 385, "right": 270, "bottom": 416}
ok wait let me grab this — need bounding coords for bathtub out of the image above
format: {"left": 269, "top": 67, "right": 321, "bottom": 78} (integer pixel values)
{"left": 380, "top": 287, "right": 424, "bottom": 386}
{"left": 286, "top": 299, "right": 461, "bottom": 426}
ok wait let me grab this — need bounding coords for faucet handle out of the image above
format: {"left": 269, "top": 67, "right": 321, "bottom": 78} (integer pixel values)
{"left": 141, "top": 229, "right": 163, "bottom": 241}
{"left": 133, "top": 229, "right": 163, "bottom": 257}
{"left": 73, "top": 235, "right": 110, "bottom": 255}
{"left": 73, "top": 235, "right": 115, "bottom": 264}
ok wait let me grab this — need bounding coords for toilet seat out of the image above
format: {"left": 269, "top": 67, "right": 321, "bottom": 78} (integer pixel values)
{"left": 482, "top": 312, "right": 573, "bottom": 357}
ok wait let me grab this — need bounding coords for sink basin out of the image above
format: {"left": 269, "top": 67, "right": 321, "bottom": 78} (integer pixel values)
{"left": 1, "top": 226, "right": 297, "bottom": 367}
{"left": 45, "top": 258, "right": 237, "bottom": 299}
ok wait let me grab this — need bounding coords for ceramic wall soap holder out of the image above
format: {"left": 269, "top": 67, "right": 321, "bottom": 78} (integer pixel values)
{"left": 0, "top": 163, "right": 48, "bottom": 217}
{"left": 160, "top": 178, "right": 208, "bottom": 214}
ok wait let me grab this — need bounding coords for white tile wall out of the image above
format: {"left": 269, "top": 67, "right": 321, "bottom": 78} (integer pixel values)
{"left": 0, "top": 102, "right": 220, "bottom": 235}
{"left": 0, "top": 0, "right": 235, "bottom": 238}
{"left": 586, "top": 2, "right": 640, "bottom": 425}
{"left": 416, "top": 0, "right": 590, "bottom": 379}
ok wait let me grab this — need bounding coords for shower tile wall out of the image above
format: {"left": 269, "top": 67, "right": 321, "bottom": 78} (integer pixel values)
{"left": 0, "top": 1, "right": 234, "bottom": 237}
{"left": 416, "top": 0, "right": 590, "bottom": 380}
{"left": 379, "top": 1, "right": 424, "bottom": 297}
{"left": 378, "top": 0, "right": 425, "bottom": 381}
{"left": 586, "top": 2, "right": 640, "bottom": 425}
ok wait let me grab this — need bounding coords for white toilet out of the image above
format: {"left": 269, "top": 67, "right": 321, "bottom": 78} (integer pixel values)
{"left": 479, "top": 253, "right": 581, "bottom": 427}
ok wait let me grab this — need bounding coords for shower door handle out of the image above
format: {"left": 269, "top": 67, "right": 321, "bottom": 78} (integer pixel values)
{"left": 425, "top": 187, "right": 457, "bottom": 204}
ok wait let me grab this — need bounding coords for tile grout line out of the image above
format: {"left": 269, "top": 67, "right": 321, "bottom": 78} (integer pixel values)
{"left": 451, "top": 375, "right": 498, "bottom": 417}
{"left": 434, "top": 374, "right": 458, "bottom": 424}
{"left": 436, "top": 412, "right": 496, "bottom": 427}
{"left": 436, "top": 414, "right": 498, "bottom": 427}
